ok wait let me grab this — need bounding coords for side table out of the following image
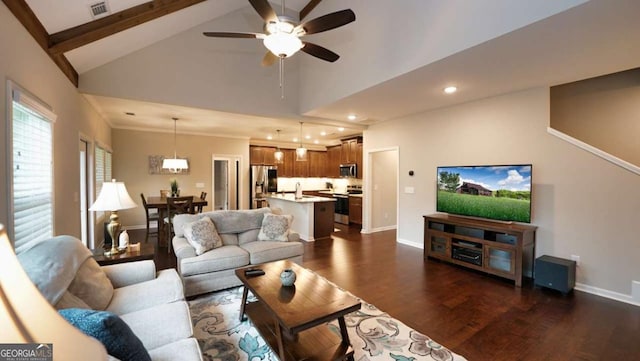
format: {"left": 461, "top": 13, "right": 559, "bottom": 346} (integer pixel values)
{"left": 92, "top": 242, "right": 155, "bottom": 266}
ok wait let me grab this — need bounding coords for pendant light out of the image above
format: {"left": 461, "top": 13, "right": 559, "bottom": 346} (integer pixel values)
{"left": 162, "top": 117, "right": 188, "bottom": 173}
{"left": 274, "top": 129, "right": 284, "bottom": 164}
{"left": 296, "top": 122, "right": 308, "bottom": 162}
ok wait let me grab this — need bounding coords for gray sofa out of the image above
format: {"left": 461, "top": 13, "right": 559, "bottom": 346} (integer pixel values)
{"left": 172, "top": 208, "right": 304, "bottom": 297}
{"left": 18, "top": 236, "right": 202, "bottom": 361}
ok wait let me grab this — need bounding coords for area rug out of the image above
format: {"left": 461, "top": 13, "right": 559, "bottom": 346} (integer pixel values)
{"left": 189, "top": 286, "right": 467, "bottom": 361}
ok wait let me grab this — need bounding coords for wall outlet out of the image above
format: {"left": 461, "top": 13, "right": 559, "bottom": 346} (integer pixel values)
{"left": 570, "top": 254, "right": 580, "bottom": 266}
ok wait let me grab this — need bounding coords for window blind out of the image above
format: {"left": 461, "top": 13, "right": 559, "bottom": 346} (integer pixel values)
{"left": 11, "top": 96, "right": 54, "bottom": 249}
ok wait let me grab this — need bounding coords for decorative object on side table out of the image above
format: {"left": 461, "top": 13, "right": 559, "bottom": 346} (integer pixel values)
{"left": 280, "top": 268, "right": 296, "bottom": 286}
{"left": 89, "top": 179, "right": 137, "bottom": 256}
{"left": 0, "top": 224, "right": 108, "bottom": 359}
{"left": 118, "top": 229, "right": 129, "bottom": 251}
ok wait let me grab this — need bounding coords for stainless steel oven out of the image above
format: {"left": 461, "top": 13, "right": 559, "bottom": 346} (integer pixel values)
{"left": 333, "top": 194, "right": 349, "bottom": 224}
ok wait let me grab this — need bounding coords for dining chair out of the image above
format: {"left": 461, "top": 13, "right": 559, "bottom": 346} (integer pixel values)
{"left": 165, "top": 196, "right": 194, "bottom": 253}
{"left": 196, "top": 192, "right": 207, "bottom": 213}
{"left": 140, "top": 193, "right": 159, "bottom": 243}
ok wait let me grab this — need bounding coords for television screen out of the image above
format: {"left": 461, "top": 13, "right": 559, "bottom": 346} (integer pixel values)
{"left": 437, "top": 164, "right": 532, "bottom": 223}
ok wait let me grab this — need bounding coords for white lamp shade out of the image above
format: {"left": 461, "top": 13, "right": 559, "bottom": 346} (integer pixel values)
{"left": 263, "top": 33, "right": 303, "bottom": 58}
{"left": 162, "top": 158, "right": 189, "bottom": 171}
{"left": 89, "top": 180, "right": 137, "bottom": 212}
{"left": 0, "top": 225, "right": 108, "bottom": 360}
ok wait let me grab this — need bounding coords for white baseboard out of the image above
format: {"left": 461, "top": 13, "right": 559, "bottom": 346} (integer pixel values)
{"left": 370, "top": 225, "right": 397, "bottom": 233}
{"left": 397, "top": 238, "right": 423, "bottom": 249}
{"left": 574, "top": 282, "right": 640, "bottom": 307}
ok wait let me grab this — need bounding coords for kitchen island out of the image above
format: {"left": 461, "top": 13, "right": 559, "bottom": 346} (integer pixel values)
{"left": 265, "top": 194, "right": 335, "bottom": 241}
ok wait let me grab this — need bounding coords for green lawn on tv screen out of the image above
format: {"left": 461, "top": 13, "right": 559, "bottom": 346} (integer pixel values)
{"left": 437, "top": 190, "right": 531, "bottom": 222}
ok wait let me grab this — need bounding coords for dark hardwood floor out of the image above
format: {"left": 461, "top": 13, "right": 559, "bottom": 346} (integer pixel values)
{"left": 131, "top": 224, "right": 640, "bottom": 360}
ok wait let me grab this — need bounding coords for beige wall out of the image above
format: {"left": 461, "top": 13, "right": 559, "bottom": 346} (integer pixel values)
{"left": 365, "top": 87, "right": 640, "bottom": 297}
{"left": 0, "top": 3, "right": 111, "bottom": 240}
{"left": 112, "top": 129, "right": 249, "bottom": 228}
{"left": 551, "top": 67, "right": 640, "bottom": 166}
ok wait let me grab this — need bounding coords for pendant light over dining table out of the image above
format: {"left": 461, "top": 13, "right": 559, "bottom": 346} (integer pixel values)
{"left": 162, "top": 117, "right": 188, "bottom": 173}
{"left": 296, "top": 122, "right": 308, "bottom": 161}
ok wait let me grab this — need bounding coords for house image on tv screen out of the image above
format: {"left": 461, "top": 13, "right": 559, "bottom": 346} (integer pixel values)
{"left": 456, "top": 182, "right": 493, "bottom": 196}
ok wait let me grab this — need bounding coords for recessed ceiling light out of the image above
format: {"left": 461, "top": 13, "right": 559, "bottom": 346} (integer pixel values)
{"left": 305, "top": 135, "right": 311, "bottom": 140}
{"left": 338, "top": 127, "right": 345, "bottom": 132}
{"left": 347, "top": 114, "right": 357, "bottom": 121}
{"left": 125, "top": 112, "right": 135, "bottom": 116}
{"left": 293, "top": 137, "right": 298, "bottom": 142}
{"left": 320, "top": 131, "right": 327, "bottom": 136}
{"left": 267, "top": 135, "right": 273, "bottom": 140}
{"left": 444, "top": 86, "right": 457, "bottom": 94}
{"left": 314, "top": 140, "right": 319, "bottom": 144}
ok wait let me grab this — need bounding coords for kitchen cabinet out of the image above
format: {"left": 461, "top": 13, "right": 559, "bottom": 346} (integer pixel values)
{"left": 250, "top": 146, "right": 275, "bottom": 165}
{"left": 349, "top": 196, "right": 362, "bottom": 224}
{"left": 356, "top": 142, "right": 363, "bottom": 179}
{"left": 293, "top": 153, "right": 309, "bottom": 177}
{"left": 327, "top": 145, "right": 341, "bottom": 178}
{"left": 340, "top": 137, "right": 362, "bottom": 164}
{"left": 278, "top": 149, "right": 295, "bottom": 177}
{"left": 309, "top": 151, "right": 328, "bottom": 177}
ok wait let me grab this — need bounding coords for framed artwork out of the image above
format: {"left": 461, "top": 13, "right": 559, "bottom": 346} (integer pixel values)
{"left": 148, "top": 155, "right": 190, "bottom": 175}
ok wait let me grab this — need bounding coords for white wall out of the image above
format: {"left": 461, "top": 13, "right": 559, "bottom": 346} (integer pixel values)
{"left": 364, "top": 87, "right": 640, "bottom": 297}
{"left": 368, "top": 149, "right": 398, "bottom": 231}
{"left": 298, "top": 0, "right": 586, "bottom": 113}
{"left": 79, "top": 5, "right": 300, "bottom": 120}
{"left": 0, "top": 3, "right": 111, "bottom": 239}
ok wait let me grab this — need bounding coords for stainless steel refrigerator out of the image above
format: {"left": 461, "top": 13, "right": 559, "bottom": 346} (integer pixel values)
{"left": 250, "top": 165, "right": 277, "bottom": 208}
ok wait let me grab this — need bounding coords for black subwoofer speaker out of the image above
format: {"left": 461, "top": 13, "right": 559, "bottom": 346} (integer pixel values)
{"left": 534, "top": 255, "right": 576, "bottom": 294}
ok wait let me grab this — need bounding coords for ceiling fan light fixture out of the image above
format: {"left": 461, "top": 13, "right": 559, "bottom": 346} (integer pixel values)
{"left": 264, "top": 32, "right": 303, "bottom": 58}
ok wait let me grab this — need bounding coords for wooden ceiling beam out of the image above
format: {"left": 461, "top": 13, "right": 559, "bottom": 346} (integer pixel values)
{"left": 299, "top": 0, "right": 322, "bottom": 20}
{"left": 48, "top": 0, "right": 207, "bottom": 55}
{"left": 2, "top": 0, "right": 78, "bottom": 86}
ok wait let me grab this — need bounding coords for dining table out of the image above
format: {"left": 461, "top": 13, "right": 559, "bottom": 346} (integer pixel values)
{"left": 145, "top": 195, "right": 208, "bottom": 246}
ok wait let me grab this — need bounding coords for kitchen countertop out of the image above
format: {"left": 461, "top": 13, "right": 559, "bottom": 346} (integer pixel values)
{"left": 318, "top": 191, "right": 363, "bottom": 198}
{"left": 265, "top": 194, "right": 335, "bottom": 203}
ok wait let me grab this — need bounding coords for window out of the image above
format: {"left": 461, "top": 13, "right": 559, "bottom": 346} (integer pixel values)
{"left": 94, "top": 144, "right": 112, "bottom": 217}
{"left": 8, "top": 83, "right": 56, "bottom": 250}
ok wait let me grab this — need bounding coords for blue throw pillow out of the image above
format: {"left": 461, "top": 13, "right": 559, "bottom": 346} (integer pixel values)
{"left": 59, "top": 308, "right": 151, "bottom": 361}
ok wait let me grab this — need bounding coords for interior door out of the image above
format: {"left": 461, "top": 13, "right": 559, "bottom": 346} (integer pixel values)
{"left": 213, "top": 155, "right": 241, "bottom": 210}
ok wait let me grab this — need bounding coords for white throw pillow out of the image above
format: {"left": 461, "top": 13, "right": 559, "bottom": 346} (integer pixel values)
{"left": 183, "top": 217, "right": 223, "bottom": 255}
{"left": 258, "top": 213, "right": 293, "bottom": 242}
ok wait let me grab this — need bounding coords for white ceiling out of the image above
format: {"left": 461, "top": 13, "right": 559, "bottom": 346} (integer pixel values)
{"left": 21, "top": 0, "right": 640, "bottom": 144}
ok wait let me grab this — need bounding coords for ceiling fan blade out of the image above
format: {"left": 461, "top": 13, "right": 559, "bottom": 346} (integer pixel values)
{"left": 301, "top": 42, "right": 339, "bottom": 62}
{"left": 299, "top": 9, "right": 355, "bottom": 35}
{"left": 203, "top": 32, "right": 262, "bottom": 39}
{"left": 261, "top": 51, "right": 278, "bottom": 67}
{"left": 248, "top": 0, "right": 278, "bottom": 23}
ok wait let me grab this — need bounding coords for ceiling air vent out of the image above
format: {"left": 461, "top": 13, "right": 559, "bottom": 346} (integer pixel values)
{"left": 89, "top": 1, "right": 110, "bottom": 19}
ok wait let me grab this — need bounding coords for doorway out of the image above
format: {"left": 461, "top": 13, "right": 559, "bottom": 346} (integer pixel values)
{"left": 79, "top": 139, "right": 91, "bottom": 247}
{"left": 212, "top": 155, "right": 241, "bottom": 210}
{"left": 364, "top": 147, "right": 399, "bottom": 233}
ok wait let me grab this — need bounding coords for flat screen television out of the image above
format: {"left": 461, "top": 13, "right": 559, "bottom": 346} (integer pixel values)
{"left": 437, "top": 164, "right": 532, "bottom": 223}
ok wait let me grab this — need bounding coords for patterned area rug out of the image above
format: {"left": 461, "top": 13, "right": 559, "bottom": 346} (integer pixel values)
{"left": 188, "top": 286, "right": 467, "bottom": 361}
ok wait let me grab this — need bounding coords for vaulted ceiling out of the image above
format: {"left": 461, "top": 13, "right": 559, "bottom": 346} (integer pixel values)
{"left": 4, "top": 0, "right": 640, "bottom": 145}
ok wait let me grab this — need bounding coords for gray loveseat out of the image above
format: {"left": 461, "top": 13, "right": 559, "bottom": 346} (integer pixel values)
{"left": 18, "top": 236, "right": 202, "bottom": 361}
{"left": 172, "top": 208, "right": 304, "bottom": 297}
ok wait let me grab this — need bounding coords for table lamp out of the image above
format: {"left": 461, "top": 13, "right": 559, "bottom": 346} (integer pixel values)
{"left": 0, "top": 224, "right": 108, "bottom": 360}
{"left": 89, "top": 179, "right": 137, "bottom": 256}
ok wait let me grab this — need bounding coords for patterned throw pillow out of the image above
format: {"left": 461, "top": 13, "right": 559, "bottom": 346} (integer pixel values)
{"left": 258, "top": 213, "right": 293, "bottom": 242}
{"left": 183, "top": 217, "right": 223, "bottom": 255}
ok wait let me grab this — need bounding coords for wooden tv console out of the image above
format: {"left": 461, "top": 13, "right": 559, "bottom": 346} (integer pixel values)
{"left": 423, "top": 214, "right": 537, "bottom": 287}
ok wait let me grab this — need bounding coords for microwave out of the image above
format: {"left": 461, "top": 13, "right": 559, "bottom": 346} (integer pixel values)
{"left": 339, "top": 164, "right": 357, "bottom": 178}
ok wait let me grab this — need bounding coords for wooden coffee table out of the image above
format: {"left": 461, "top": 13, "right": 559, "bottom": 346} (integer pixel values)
{"left": 236, "top": 260, "right": 361, "bottom": 361}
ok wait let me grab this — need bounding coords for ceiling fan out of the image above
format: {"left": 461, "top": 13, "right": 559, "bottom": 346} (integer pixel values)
{"left": 203, "top": 0, "right": 356, "bottom": 66}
